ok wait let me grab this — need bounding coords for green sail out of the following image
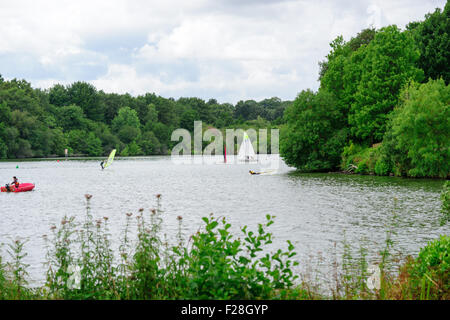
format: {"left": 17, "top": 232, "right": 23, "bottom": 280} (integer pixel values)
{"left": 104, "top": 149, "right": 116, "bottom": 169}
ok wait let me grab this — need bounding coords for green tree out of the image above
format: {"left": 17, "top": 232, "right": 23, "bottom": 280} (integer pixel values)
{"left": 118, "top": 126, "right": 140, "bottom": 144}
{"left": 85, "top": 132, "right": 103, "bottom": 156}
{"left": 30, "top": 127, "right": 54, "bottom": 157}
{"left": 57, "top": 105, "right": 87, "bottom": 131}
{"left": 180, "top": 108, "right": 198, "bottom": 131}
{"left": 50, "top": 128, "right": 67, "bottom": 156}
{"left": 66, "top": 130, "right": 88, "bottom": 155}
{"left": 112, "top": 107, "right": 140, "bottom": 130}
{"left": 280, "top": 89, "right": 348, "bottom": 171}
{"left": 381, "top": 79, "right": 449, "bottom": 178}
{"left": 178, "top": 97, "right": 212, "bottom": 124}
{"left": 143, "top": 104, "right": 158, "bottom": 126}
{"left": 122, "top": 141, "right": 143, "bottom": 156}
{"left": 99, "top": 91, "right": 125, "bottom": 124}
{"left": 152, "top": 122, "right": 171, "bottom": 153}
{"left": 15, "top": 139, "right": 33, "bottom": 158}
{"left": 48, "top": 84, "right": 70, "bottom": 107}
{"left": 111, "top": 107, "right": 141, "bottom": 144}
{"left": 67, "top": 82, "right": 104, "bottom": 122}
{"left": 234, "top": 100, "right": 261, "bottom": 121}
{"left": 0, "top": 138, "right": 7, "bottom": 159}
{"left": 139, "top": 131, "right": 161, "bottom": 155}
{"left": 210, "top": 103, "right": 233, "bottom": 128}
{"left": 0, "top": 78, "right": 43, "bottom": 116}
{"left": 408, "top": 2, "right": 450, "bottom": 84}
{"left": 0, "top": 102, "right": 11, "bottom": 125}
{"left": 3, "top": 127, "right": 19, "bottom": 158}
{"left": 155, "top": 97, "right": 178, "bottom": 126}
{"left": 319, "top": 29, "right": 375, "bottom": 117}
{"left": 92, "top": 123, "right": 120, "bottom": 155}
{"left": 349, "top": 25, "right": 424, "bottom": 144}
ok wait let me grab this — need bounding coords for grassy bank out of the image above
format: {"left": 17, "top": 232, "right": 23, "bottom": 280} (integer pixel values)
{"left": 0, "top": 194, "right": 448, "bottom": 300}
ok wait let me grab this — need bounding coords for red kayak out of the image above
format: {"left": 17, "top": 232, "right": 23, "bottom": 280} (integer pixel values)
{"left": 1, "top": 183, "right": 35, "bottom": 193}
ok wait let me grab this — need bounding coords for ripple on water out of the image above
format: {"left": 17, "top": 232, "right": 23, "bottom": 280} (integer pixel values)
{"left": 0, "top": 157, "right": 447, "bottom": 287}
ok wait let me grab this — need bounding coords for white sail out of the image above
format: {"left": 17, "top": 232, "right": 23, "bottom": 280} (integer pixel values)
{"left": 237, "top": 132, "right": 256, "bottom": 162}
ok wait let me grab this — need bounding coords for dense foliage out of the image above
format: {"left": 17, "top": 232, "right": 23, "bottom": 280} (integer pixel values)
{"left": 280, "top": 89, "right": 347, "bottom": 171}
{"left": 402, "top": 235, "right": 449, "bottom": 299}
{"left": 0, "top": 76, "right": 290, "bottom": 159}
{"left": 348, "top": 25, "right": 423, "bottom": 144}
{"left": 281, "top": 2, "right": 449, "bottom": 178}
{"left": 408, "top": 2, "right": 450, "bottom": 85}
{"left": 381, "top": 80, "right": 449, "bottom": 178}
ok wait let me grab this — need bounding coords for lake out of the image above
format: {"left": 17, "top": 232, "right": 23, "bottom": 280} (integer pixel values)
{"left": 0, "top": 156, "right": 447, "bottom": 288}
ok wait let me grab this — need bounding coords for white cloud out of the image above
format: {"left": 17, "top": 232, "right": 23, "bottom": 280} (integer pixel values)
{"left": 0, "top": 0, "right": 446, "bottom": 103}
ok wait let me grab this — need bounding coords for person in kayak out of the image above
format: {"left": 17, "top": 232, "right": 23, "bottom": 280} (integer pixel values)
{"left": 249, "top": 170, "right": 260, "bottom": 175}
{"left": 5, "top": 176, "right": 20, "bottom": 191}
{"left": 12, "top": 176, "right": 19, "bottom": 188}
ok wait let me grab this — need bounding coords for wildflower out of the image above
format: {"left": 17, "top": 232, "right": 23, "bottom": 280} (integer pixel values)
{"left": 156, "top": 194, "right": 161, "bottom": 199}
{"left": 126, "top": 213, "right": 132, "bottom": 217}
{"left": 50, "top": 225, "right": 56, "bottom": 230}
{"left": 151, "top": 209, "right": 156, "bottom": 215}
{"left": 103, "top": 216, "right": 109, "bottom": 221}
{"left": 85, "top": 194, "right": 92, "bottom": 200}
{"left": 139, "top": 208, "right": 144, "bottom": 212}
{"left": 177, "top": 216, "right": 183, "bottom": 221}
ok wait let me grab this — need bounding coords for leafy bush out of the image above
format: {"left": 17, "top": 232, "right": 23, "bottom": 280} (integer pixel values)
{"left": 381, "top": 79, "right": 449, "bottom": 178}
{"left": 41, "top": 195, "right": 301, "bottom": 300}
{"left": 177, "top": 215, "right": 299, "bottom": 299}
{"left": 281, "top": 89, "right": 348, "bottom": 172}
{"left": 406, "top": 235, "right": 450, "bottom": 299}
{"left": 340, "top": 143, "right": 382, "bottom": 174}
{"left": 374, "top": 157, "right": 392, "bottom": 176}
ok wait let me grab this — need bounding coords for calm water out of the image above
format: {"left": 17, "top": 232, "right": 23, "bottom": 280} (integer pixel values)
{"left": 0, "top": 156, "right": 447, "bottom": 288}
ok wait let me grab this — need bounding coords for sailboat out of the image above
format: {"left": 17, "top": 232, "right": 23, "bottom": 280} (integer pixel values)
{"left": 103, "top": 149, "right": 116, "bottom": 169}
{"left": 237, "top": 132, "right": 257, "bottom": 163}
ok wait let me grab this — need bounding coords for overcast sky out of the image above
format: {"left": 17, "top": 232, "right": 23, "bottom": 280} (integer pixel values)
{"left": 0, "top": 0, "right": 446, "bottom": 104}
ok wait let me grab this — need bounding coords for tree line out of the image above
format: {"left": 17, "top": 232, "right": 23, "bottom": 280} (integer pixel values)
{"left": 0, "top": 76, "right": 290, "bottom": 159}
{"left": 281, "top": 2, "right": 449, "bottom": 179}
